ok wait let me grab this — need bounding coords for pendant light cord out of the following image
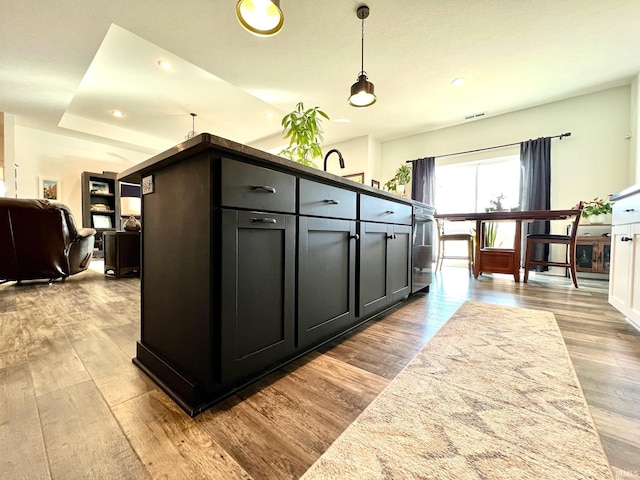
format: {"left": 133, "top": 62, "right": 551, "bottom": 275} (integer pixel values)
{"left": 360, "top": 15, "right": 365, "bottom": 75}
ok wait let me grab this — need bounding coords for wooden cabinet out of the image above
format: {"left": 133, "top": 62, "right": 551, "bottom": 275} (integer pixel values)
{"left": 81, "top": 171, "right": 119, "bottom": 256}
{"left": 609, "top": 187, "right": 640, "bottom": 330}
{"left": 575, "top": 236, "right": 611, "bottom": 274}
{"left": 298, "top": 216, "right": 357, "bottom": 348}
{"left": 220, "top": 209, "right": 295, "bottom": 382}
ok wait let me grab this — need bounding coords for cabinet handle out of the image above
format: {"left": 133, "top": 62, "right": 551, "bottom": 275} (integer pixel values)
{"left": 385, "top": 210, "right": 395, "bottom": 214}
{"left": 324, "top": 199, "right": 340, "bottom": 205}
{"left": 621, "top": 236, "right": 633, "bottom": 242}
{"left": 350, "top": 234, "right": 360, "bottom": 241}
{"left": 624, "top": 208, "right": 635, "bottom": 212}
{"left": 251, "top": 217, "right": 277, "bottom": 224}
{"left": 249, "top": 185, "right": 277, "bottom": 194}
{"left": 387, "top": 234, "right": 397, "bottom": 239}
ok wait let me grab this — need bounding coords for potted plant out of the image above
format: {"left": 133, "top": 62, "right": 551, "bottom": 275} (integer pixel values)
{"left": 385, "top": 164, "right": 411, "bottom": 195}
{"left": 279, "top": 102, "right": 329, "bottom": 168}
{"left": 582, "top": 196, "right": 612, "bottom": 224}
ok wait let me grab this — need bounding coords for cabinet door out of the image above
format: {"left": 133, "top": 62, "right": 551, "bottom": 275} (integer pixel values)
{"left": 575, "top": 241, "right": 596, "bottom": 272}
{"left": 388, "top": 224, "right": 412, "bottom": 301}
{"left": 609, "top": 225, "right": 631, "bottom": 315}
{"left": 359, "top": 223, "right": 412, "bottom": 317}
{"left": 359, "top": 222, "right": 390, "bottom": 316}
{"left": 220, "top": 209, "right": 295, "bottom": 383}
{"left": 298, "top": 217, "right": 356, "bottom": 348}
{"left": 629, "top": 224, "right": 640, "bottom": 323}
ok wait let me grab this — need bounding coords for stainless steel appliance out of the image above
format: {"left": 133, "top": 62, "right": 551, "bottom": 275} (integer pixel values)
{"left": 412, "top": 203, "right": 435, "bottom": 293}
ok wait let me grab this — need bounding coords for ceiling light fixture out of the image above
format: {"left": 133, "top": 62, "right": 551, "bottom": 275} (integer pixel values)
{"left": 236, "top": 0, "right": 284, "bottom": 37}
{"left": 157, "top": 60, "right": 174, "bottom": 70}
{"left": 111, "top": 110, "right": 126, "bottom": 118}
{"left": 451, "top": 78, "right": 465, "bottom": 87}
{"left": 348, "top": 5, "right": 376, "bottom": 108}
{"left": 185, "top": 113, "right": 199, "bottom": 140}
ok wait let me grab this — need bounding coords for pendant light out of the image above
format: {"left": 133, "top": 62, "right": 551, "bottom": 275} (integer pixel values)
{"left": 236, "top": 0, "right": 284, "bottom": 37}
{"left": 185, "top": 113, "right": 199, "bottom": 140}
{"left": 348, "top": 5, "right": 376, "bottom": 108}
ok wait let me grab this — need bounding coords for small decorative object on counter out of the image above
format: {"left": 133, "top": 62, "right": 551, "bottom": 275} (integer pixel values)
{"left": 123, "top": 215, "right": 142, "bottom": 232}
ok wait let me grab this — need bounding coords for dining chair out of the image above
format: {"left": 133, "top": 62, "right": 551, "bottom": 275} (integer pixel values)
{"left": 435, "top": 218, "right": 474, "bottom": 275}
{"left": 523, "top": 202, "right": 585, "bottom": 288}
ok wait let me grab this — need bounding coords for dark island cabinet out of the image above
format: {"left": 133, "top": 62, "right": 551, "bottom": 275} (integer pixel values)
{"left": 118, "top": 133, "right": 428, "bottom": 416}
{"left": 298, "top": 216, "right": 357, "bottom": 348}
{"left": 220, "top": 209, "right": 296, "bottom": 382}
{"left": 359, "top": 223, "right": 412, "bottom": 317}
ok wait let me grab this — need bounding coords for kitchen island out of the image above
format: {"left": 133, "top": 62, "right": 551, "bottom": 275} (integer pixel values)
{"left": 119, "top": 133, "right": 433, "bottom": 416}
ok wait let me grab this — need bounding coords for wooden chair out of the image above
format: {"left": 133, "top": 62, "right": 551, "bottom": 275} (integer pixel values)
{"left": 435, "top": 218, "right": 474, "bottom": 275}
{"left": 523, "top": 202, "right": 584, "bottom": 288}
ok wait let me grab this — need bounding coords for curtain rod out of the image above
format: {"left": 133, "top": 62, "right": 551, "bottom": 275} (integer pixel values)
{"left": 405, "top": 132, "right": 571, "bottom": 163}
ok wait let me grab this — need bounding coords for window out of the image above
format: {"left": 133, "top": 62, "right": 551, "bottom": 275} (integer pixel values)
{"left": 435, "top": 155, "right": 520, "bottom": 251}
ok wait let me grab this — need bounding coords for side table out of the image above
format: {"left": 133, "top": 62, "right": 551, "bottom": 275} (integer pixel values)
{"left": 104, "top": 231, "right": 141, "bottom": 278}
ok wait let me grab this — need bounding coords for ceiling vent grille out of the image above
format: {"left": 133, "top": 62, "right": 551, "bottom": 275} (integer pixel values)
{"left": 464, "top": 112, "right": 486, "bottom": 120}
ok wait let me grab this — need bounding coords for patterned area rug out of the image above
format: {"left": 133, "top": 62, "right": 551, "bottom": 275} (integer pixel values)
{"left": 301, "top": 301, "right": 613, "bottom": 480}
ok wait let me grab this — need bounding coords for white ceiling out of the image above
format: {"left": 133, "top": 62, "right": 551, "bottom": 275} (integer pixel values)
{"left": 2, "top": 0, "right": 640, "bottom": 156}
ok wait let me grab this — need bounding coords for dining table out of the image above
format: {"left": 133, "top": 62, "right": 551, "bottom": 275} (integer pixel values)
{"left": 434, "top": 208, "right": 583, "bottom": 282}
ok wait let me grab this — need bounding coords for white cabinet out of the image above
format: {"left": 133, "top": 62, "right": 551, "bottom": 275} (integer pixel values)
{"left": 609, "top": 187, "right": 640, "bottom": 330}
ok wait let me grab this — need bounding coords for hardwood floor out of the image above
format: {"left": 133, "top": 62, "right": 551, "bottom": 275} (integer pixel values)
{"left": 1, "top": 264, "right": 639, "bottom": 479}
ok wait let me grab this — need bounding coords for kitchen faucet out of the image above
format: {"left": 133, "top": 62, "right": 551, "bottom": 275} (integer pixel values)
{"left": 323, "top": 149, "right": 345, "bottom": 171}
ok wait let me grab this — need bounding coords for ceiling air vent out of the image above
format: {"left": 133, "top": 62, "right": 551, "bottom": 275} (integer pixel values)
{"left": 464, "top": 112, "right": 486, "bottom": 120}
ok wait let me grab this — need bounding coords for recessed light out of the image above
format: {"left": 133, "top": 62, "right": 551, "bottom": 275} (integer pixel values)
{"left": 451, "top": 78, "right": 465, "bottom": 87}
{"left": 266, "top": 112, "right": 274, "bottom": 119}
{"left": 110, "top": 110, "right": 126, "bottom": 118}
{"left": 157, "top": 60, "right": 174, "bottom": 70}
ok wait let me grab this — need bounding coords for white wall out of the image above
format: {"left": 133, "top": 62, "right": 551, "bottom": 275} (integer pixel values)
{"left": 13, "top": 127, "right": 150, "bottom": 221}
{"left": 382, "top": 86, "right": 633, "bottom": 208}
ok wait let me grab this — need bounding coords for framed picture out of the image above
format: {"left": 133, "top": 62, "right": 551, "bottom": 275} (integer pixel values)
{"left": 89, "top": 180, "right": 110, "bottom": 194}
{"left": 343, "top": 172, "right": 364, "bottom": 184}
{"left": 371, "top": 179, "right": 380, "bottom": 189}
{"left": 92, "top": 214, "right": 113, "bottom": 229}
{"left": 39, "top": 177, "right": 60, "bottom": 201}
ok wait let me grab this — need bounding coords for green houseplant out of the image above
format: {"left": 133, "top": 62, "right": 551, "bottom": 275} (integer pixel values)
{"left": 385, "top": 164, "right": 412, "bottom": 194}
{"left": 279, "top": 102, "right": 330, "bottom": 168}
{"left": 582, "top": 196, "right": 612, "bottom": 224}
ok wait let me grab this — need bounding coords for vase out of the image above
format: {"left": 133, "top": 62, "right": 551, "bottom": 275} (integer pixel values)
{"left": 123, "top": 215, "right": 142, "bottom": 232}
{"left": 397, "top": 184, "right": 405, "bottom": 195}
{"left": 589, "top": 214, "right": 605, "bottom": 224}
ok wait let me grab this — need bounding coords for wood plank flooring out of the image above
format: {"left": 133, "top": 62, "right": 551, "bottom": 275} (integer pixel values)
{"left": 1, "top": 263, "right": 639, "bottom": 479}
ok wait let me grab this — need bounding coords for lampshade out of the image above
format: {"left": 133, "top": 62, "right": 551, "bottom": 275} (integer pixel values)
{"left": 348, "top": 73, "right": 376, "bottom": 107}
{"left": 236, "top": 0, "right": 284, "bottom": 37}
{"left": 121, "top": 197, "right": 141, "bottom": 216}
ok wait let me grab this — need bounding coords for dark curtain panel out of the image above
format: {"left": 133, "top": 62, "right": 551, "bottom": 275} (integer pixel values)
{"left": 519, "top": 137, "right": 551, "bottom": 270}
{"left": 410, "top": 157, "right": 436, "bottom": 206}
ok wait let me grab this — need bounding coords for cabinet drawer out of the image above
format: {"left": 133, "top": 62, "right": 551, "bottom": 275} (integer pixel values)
{"left": 612, "top": 194, "right": 640, "bottom": 226}
{"left": 221, "top": 158, "right": 296, "bottom": 213}
{"left": 299, "top": 179, "right": 357, "bottom": 219}
{"left": 360, "top": 194, "right": 412, "bottom": 225}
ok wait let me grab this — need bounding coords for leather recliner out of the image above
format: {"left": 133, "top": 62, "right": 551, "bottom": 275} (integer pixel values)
{"left": 0, "top": 198, "right": 96, "bottom": 282}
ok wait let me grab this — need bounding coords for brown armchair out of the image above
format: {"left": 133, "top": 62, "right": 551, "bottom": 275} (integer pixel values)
{"left": 0, "top": 198, "right": 96, "bottom": 283}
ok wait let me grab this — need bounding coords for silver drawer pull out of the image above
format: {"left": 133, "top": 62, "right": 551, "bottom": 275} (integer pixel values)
{"left": 621, "top": 236, "right": 633, "bottom": 242}
{"left": 387, "top": 234, "right": 397, "bottom": 239}
{"left": 250, "top": 185, "right": 277, "bottom": 194}
{"left": 385, "top": 210, "right": 395, "bottom": 214}
{"left": 350, "top": 234, "right": 360, "bottom": 241}
{"left": 624, "top": 208, "right": 636, "bottom": 212}
{"left": 251, "top": 217, "right": 277, "bottom": 224}
{"left": 324, "top": 199, "right": 340, "bottom": 205}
